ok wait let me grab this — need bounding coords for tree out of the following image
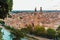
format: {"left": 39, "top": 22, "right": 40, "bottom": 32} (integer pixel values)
{"left": 0, "top": 28, "right": 2, "bottom": 40}
{"left": 56, "top": 26, "right": 60, "bottom": 39}
{"left": 0, "top": 1, "right": 8, "bottom": 19}
{"left": 26, "top": 25, "right": 33, "bottom": 34}
{"left": 34, "top": 25, "right": 46, "bottom": 36}
{"left": 47, "top": 28, "right": 56, "bottom": 39}
{"left": 0, "top": 0, "right": 13, "bottom": 19}
{"left": 57, "top": 30, "right": 60, "bottom": 37}
{"left": 56, "top": 26, "right": 60, "bottom": 31}
{"left": 0, "top": 20, "right": 5, "bottom": 25}
{"left": 6, "top": 0, "right": 13, "bottom": 11}
{"left": 21, "top": 28, "right": 28, "bottom": 34}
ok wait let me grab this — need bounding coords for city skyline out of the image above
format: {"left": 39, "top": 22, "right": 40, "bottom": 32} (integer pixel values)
{"left": 13, "top": 0, "right": 60, "bottom": 10}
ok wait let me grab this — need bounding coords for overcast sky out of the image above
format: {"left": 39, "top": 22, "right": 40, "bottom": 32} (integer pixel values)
{"left": 13, "top": 0, "right": 60, "bottom": 10}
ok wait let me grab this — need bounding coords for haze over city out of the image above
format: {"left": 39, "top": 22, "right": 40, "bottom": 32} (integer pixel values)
{"left": 13, "top": 0, "right": 60, "bottom": 10}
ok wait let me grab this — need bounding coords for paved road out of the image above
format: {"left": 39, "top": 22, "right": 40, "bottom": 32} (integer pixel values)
{"left": 27, "top": 34, "right": 53, "bottom": 40}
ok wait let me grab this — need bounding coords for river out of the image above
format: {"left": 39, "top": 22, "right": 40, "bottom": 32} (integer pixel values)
{"left": 1, "top": 28, "right": 37, "bottom": 40}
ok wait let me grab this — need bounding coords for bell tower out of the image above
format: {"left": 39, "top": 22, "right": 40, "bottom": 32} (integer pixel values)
{"left": 34, "top": 7, "right": 37, "bottom": 15}
{"left": 40, "top": 7, "right": 43, "bottom": 14}
{"left": 34, "top": 7, "right": 38, "bottom": 26}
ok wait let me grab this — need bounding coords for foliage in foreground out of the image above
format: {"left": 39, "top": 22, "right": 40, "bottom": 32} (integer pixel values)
{"left": 47, "top": 28, "right": 56, "bottom": 39}
{"left": 34, "top": 25, "right": 46, "bottom": 36}
{"left": 6, "top": 0, "right": 13, "bottom": 11}
{"left": 3, "top": 25, "right": 24, "bottom": 40}
{"left": 0, "top": 28, "right": 2, "bottom": 40}
{"left": 56, "top": 26, "right": 60, "bottom": 39}
{"left": 0, "top": 0, "right": 13, "bottom": 19}
{"left": 22, "top": 25, "right": 59, "bottom": 39}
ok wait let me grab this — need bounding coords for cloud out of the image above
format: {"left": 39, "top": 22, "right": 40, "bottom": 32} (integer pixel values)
{"left": 13, "top": 0, "right": 60, "bottom": 10}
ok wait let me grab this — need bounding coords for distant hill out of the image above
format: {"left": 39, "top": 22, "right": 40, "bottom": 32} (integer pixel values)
{"left": 11, "top": 10, "right": 60, "bottom": 13}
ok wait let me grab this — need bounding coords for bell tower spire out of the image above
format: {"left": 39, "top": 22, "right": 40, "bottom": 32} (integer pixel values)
{"left": 35, "top": 7, "right": 37, "bottom": 12}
